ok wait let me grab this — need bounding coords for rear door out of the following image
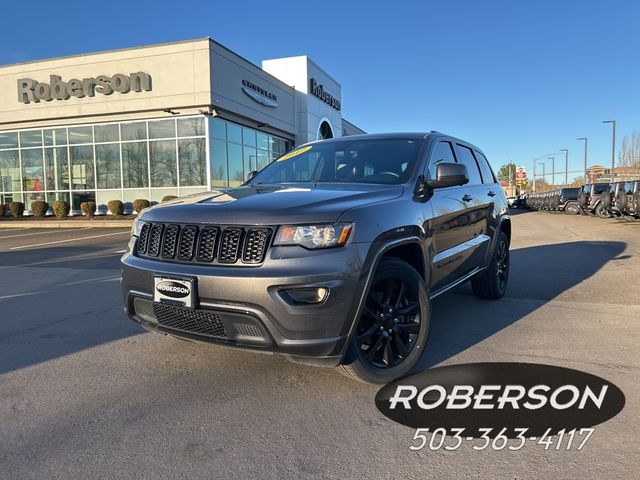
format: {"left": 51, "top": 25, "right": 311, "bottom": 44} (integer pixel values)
{"left": 453, "top": 144, "right": 493, "bottom": 271}
{"left": 425, "top": 139, "right": 478, "bottom": 294}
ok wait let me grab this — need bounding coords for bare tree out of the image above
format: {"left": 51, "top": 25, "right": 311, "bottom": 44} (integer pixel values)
{"left": 619, "top": 131, "right": 640, "bottom": 176}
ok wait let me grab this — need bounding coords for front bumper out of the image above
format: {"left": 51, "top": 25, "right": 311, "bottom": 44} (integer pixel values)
{"left": 121, "top": 242, "right": 372, "bottom": 367}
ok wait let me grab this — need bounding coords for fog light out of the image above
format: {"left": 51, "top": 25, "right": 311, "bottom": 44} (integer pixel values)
{"left": 280, "top": 287, "right": 329, "bottom": 305}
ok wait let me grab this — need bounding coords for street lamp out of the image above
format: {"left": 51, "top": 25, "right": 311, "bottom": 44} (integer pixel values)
{"left": 603, "top": 120, "right": 616, "bottom": 182}
{"left": 577, "top": 137, "right": 588, "bottom": 184}
{"left": 548, "top": 157, "right": 555, "bottom": 188}
{"left": 560, "top": 149, "right": 568, "bottom": 186}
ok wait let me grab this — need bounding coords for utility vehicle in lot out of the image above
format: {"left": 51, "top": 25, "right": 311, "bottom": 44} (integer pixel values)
{"left": 557, "top": 188, "right": 581, "bottom": 214}
{"left": 121, "top": 133, "right": 511, "bottom": 383}
{"left": 581, "top": 183, "right": 612, "bottom": 218}
{"left": 606, "top": 181, "right": 640, "bottom": 219}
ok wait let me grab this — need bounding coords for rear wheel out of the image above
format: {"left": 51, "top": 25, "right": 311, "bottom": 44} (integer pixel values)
{"left": 565, "top": 201, "right": 580, "bottom": 215}
{"left": 472, "top": 231, "right": 510, "bottom": 300}
{"left": 595, "top": 203, "right": 611, "bottom": 218}
{"left": 337, "top": 257, "right": 430, "bottom": 384}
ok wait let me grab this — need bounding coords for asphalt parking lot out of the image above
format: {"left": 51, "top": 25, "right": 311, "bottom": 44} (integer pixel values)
{"left": 0, "top": 213, "right": 638, "bottom": 479}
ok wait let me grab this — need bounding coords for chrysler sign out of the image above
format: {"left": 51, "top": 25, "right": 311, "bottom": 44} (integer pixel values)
{"left": 241, "top": 79, "right": 278, "bottom": 108}
{"left": 17, "top": 72, "right": 152, "bottom": 104}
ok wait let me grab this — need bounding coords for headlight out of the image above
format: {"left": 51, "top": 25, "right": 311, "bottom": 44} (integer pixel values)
{"left": 132, "top": 217, "right": 145, "bottom": 237}
{"left": 274, "top": 223, "right": 353, "bottom": 249}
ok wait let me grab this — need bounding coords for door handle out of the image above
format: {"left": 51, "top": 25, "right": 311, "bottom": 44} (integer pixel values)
{"left": 462, "top": 194, "right": 473, "bottom": 202}
{"left": 488, "top": 190, "right": 496, "bottom": 197}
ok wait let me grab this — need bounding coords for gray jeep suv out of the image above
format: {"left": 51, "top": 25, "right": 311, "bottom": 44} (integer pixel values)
{"left": 121, "top": 133, "right": 511, "bottom": 383}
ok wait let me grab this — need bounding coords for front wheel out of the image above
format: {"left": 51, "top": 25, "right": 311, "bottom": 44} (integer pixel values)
{"left": 337, "top": 257, "right": 430, "bottom": 384}
{"left": 471, "top": 231, "right": 510, "bottom": 300}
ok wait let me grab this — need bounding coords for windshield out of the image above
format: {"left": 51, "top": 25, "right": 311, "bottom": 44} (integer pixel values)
{"left": 250, "top": 138, "right": 421, "bottom": 185}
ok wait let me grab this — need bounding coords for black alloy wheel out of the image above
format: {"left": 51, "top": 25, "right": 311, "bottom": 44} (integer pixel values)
{"left": 337, "top": 257, "right": 430, "bottom": 384}
{"left": 495, "top": 237, "right": 509, "bottom": 294}
{"left": 356, "top": 275, "right": 421, "bottom": 369}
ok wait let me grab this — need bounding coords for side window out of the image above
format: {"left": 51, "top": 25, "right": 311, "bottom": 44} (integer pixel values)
{"left": 474, "top": 151, "right": 496, "bottom": 184}
{"left": 427, "top": 141, "right": 456, "bottom": 179}
{"left": 455, "top": 144, "right": 483, "bottom": 185}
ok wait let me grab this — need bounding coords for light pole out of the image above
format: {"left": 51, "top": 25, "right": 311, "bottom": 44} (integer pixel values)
{"left": 560, "top": 149, "right": 568, "bottom": 186}
{"left": 577, "top": 137, "right": 588, "bottom": 184}
{"left": 603, "top": 120, "right": 616, "bottom": 182}
{"left": 548, "top": 157, "right": 555, "bottom": 188}
{"left": 537, "top": 162, "right": 546, "bottom": 190}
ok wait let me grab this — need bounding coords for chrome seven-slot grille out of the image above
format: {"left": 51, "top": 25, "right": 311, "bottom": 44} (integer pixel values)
{"left": 136, "top": 222, "right": 272, "bottom": 265}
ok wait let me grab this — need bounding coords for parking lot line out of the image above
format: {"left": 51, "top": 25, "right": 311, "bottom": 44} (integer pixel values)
{"left": 9, "top": 231, "right": 130, "bottom": 250}
{"left": 0, "top": 227, "right": 90, "bottom": 240}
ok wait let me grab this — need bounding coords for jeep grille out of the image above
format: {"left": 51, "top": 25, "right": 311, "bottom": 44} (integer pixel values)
{"left": 136, "top": 222, "right": 272, "bottom": 265}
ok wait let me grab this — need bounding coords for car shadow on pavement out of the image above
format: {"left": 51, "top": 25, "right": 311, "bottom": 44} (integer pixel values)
{"left": 416, "top": 240, "right": 627, "bottom": 370}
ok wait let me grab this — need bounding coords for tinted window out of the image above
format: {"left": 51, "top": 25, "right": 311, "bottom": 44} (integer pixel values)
{"left": 427, "top": 141, "right": 456, "bottom": 179}
{"left": 474, "top": 151, "right": 496, "bottom": 184}
{"left": 456, "top": 145, "right": 483, "bottom": 185}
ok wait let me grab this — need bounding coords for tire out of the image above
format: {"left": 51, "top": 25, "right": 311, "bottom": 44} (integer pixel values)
{"left": 471, "top": 230, "right": 510, "bottom": 300}
{"left": 337, "top": 257, "right": 431, "bottom": 384}
{"left": 595, "top": 203, "right": 611, "bottom": 218}
{"left": 565, "top": 201, "right": 580, "bottom": 215}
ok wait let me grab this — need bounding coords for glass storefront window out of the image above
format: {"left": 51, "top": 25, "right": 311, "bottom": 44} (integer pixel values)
{"left": 121, "top": 142, "right": 148, "bottom": 188}
{"left": 96, "top": 144, "right": 121, "bottom": 189}
{"left": 20, "top": 130, "right": 43, "bottom": 148}
{"left": 68, "top": 126, "right": 93, "bottom": 145}
{"left": 150, "top": 140, "right": 177, "bottom": 187}
{"left": 178, "top": 138, "right": 206, "bottom": 187}
{"left": 227, "top": 123, "right": 242, "bottom": 144}
{"left": 121, "top": 122, "right": 147, "bottom": 141}
{"left": 0, "top": 150, "right": 21, "bottom": 193}
{"left": 178, "top": 117, "right": 205, "bottom": 137}
{"left": 242, "top": 128, "right": 256, "bottom": 147}
{"left": 44, "top": 128, "right": 68, "bottom": 146}
{"left": 257, "top": 132, "right": 269, "bottom": 151}
{"left": 0, "top": 131, "right": 18, "bottom": 149}
{"left": 21, "top": 149, "right": 44, "bottom": 192}
{"left": 95, "top": 124, "right": 119, "bottom": 143}
{"left": 0, "top": 115, "right": 290, "bottom": 209}
{"left": 227, "top": 143, "right": 243, "bottom": 187}
{"left": 243, "top": 146, "right": 257, "bottom": 174}
{"left": 211, "top": 139, "right": 228, "bottom": 188}
{"left": 70, "top": 145, "right": 95, "bottom": 189}
{"left": 211, "top": 118, "right": 226, "bottom": 140}
{"left": 149, "top": 119, "right": 176, "bottom": 139}
{"left": 44, "top": 147, "right": 69, "bottom": 191}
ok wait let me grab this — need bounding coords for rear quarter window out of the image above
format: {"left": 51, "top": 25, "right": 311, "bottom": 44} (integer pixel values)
{"left": 474, "top": 151, "right": 497, "bottom": 184}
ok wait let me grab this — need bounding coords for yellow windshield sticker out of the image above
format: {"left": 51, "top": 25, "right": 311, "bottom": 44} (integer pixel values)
{"left": 277, "top": 145, "right": 312, "bottom": 162}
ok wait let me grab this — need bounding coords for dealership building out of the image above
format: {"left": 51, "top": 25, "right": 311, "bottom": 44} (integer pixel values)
{"left": 0, "top": 37, "right": 364, "bottom": 213}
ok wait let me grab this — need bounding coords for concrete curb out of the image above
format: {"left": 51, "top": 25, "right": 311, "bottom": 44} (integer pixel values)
{"left": 0, "top": 220, "right": 133, "bottom": 228}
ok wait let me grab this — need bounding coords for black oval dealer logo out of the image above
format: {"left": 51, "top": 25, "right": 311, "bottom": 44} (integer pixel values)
{"left": 375, "top": 363, "right": 625, "bottom": 438}
{"left": 156, "top": 281, "right": 190, "bottom": 299}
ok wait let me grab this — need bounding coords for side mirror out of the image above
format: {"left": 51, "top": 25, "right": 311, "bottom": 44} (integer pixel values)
{"left": 244, "top": 170, "right": 258, "bottom": 183}
{"left": 426, "top": 163, "right": 469, "bottom": 189}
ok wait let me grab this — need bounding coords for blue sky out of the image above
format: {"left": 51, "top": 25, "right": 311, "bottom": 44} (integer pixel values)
{"left": 3, "top": 0, "right": 639, "bottom": 177}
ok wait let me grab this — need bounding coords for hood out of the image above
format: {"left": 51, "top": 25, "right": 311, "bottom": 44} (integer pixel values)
{"left": 141, "top": 183, "right": 404, "bottom": 225}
